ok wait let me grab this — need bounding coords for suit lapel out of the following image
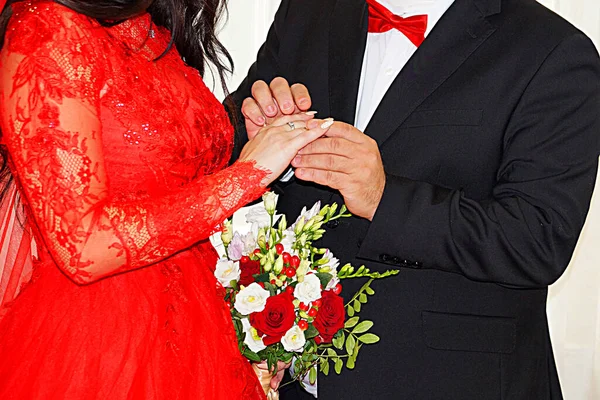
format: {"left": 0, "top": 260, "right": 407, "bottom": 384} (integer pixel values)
{"left": 364, "top": 0, "right": 501, "bottom": 146}
{"left": 328, "top": 0, "right": 368, "bottom": 124}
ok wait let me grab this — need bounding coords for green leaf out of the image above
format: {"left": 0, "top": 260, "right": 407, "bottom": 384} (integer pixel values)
{"left": 309, "top": 366, "right": 317, "bottom": 385}
{"left": 346, "top": 357, "right": 355, "bottom": 369}
{"left": 304, "top": 324, "right": 319, "bottom": 340}
{"left": 359, "top": 293, "right": 368, "bottom": 303}
{"left": 365, "top": 286, "right": 375, "bottom": 295}
{"left": 358, "top": 333, "right": 380, "bottom": 344}
{"left": 344, "top": 316, "right": 359, "bottom": 329}
{"left": 327, "top": 348, "right": 338, "bottom": 357}
{"left": 347, "top": 305, "right": 355, "bottom": 317}
{"left": 243, "top": 348, "right": 261, "bottom": 362}
{"left": 334, "top": 358, "right": 343, "bottom": 374}
{"left": 321, "top": 359, "right": 330, "bottom": 376}
{"left": 352, "top": 321, "right": 374, "bottom": 335}
{"left": 332, "top": 330, "right": 345, "bottom": 350}
{"left": 347, "top": 343, "right": 360, "bottom": 370}
{"left": 315, "top": 272, "right": 333, "bottom": 289}
{"left": 353, "top": 299, "right": 361, "bottom": 313}
{"left": 281, "top": 352, "right": 294, "bottom": 363}
{"left": 253, "top": 272, "right": 270, "bottom": 283}
{"left": 345, "top": 334, "right": 356, "bottom": 356}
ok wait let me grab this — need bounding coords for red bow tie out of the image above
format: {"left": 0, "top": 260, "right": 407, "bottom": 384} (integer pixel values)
{"left": 366, "top": 0, "right": 428, "bottom": 47}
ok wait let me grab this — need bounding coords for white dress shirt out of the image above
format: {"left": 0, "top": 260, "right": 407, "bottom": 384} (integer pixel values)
{"left": 354, "top": 0, "right": 455, "bottom": 132}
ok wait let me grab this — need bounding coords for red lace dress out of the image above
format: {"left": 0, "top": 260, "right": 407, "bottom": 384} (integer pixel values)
{"left": 0, "top": 1, "right": 267, "bottom": 399}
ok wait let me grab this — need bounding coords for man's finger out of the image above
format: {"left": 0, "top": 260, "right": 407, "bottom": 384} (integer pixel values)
{"left": 252, "top": 80, "right": 279, "bottom": 117}
{"left": 292, "top": 154, "right": 351, "bottom": 173}
{"left": 291, "top": 83, "right": 312, "bottom": 111}
{"left": 295, "top": 167, "right": 347, "bottom": 189}
{"left": 270, "top": 77, "right": 295, "bottom": 115}
{"left": 242, "top": 97, "right": 266, "bottom": 127}
{"left": 297, "top": 137, "right": 356, "bottom": 157}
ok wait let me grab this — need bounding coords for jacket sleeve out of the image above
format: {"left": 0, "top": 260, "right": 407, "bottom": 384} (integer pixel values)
{"left": 357, "top": 34, "right": 600, "bottom": 288}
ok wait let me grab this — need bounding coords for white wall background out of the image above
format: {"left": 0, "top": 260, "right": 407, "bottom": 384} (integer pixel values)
{"left": 215, "top": 1, "right": 600, "bottom": 398}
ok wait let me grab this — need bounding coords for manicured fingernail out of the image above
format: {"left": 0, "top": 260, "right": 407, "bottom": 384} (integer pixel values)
{"left": 266, "top": 106, "right": 277, "bottom": 115}
{"left": 320, "top": 118, "right": 334, "bottom": 129}
{"left": 282, "top": 101, "right": 293, "bottom": 111}
{"left": 293, "top": 156, "right": 301, "bottom": 165}
{"left": 305, "top": 111, "right": 317, "bottom": 115}
{"left": 257, "top": 116, "right": 265, "bottom": 125}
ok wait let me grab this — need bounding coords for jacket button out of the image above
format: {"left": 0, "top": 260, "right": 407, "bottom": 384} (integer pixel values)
{"left": 379, "top": 254, "right": 391, "bottom": 263}
{"left": 392, "top": 256, "right": 401, "bottom": 264}
{"left": 413, "top": 261, "right": 423, "bottom": 268}
{"left": 326, "top": 220, "right": 340, "bottom": 229}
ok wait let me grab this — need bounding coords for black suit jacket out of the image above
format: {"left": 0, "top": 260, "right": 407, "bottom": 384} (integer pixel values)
{"left": 229, "top": 0, "right": 600, "bottom": 398}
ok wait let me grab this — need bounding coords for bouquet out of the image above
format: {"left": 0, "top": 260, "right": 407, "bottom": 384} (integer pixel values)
{"left": 214, "top": 193, "right": 398, "bottom": 395}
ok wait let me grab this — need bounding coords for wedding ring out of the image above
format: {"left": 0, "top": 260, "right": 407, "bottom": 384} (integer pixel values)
{"left": 287, "top": 121, "right": 296, "bottom": 131}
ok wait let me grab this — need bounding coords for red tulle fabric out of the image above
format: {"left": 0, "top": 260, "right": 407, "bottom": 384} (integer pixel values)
{"left": 0, "top": 1, "right": 267, "bottom": 398}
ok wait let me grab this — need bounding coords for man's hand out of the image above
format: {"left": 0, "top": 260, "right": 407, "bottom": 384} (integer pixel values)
{"left": 291, "top": 121, "right": 386, "bottom": 221}
{"left": 242, "top": 78, "right": 313, "bottom": 139}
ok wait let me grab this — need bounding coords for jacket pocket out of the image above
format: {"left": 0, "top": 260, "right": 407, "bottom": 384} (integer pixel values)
{"left": 402, "top": 109, "right": 483, "bottom": 128}
{"left": 422, "top": 310, "right": 516, "bottom": 354}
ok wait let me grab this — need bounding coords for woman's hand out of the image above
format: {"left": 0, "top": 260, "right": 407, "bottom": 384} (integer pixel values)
{"left": 254, "top": 360, "right": 291, "bottom": 391}
{"left": 242, "top": 78, "right": 312, "bottom": 140}
{"left": 239, "top": 114, "right": 334, "bottom": 186}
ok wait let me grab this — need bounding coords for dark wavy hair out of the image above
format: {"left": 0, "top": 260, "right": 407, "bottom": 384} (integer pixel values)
{"left": 0, "top": 0, "right": 234, "bottom": 206}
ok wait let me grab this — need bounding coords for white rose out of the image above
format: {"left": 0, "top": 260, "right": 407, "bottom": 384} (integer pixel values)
{"left": 294, "top": 273, "right": 322, "bottom": 304}
{"left": 242, "top": 318, "right": 267, "bottom": 353}
{"left": 234, "top": 283, "right": 270, "bottom": 315}
{"left": 281, "top": 325, "right": 306, "bottom": 352}
{"left": 214, "top": 259, "right": 240, "bottom": 288}
{"left": 245, "top": 205, "right": 272, "bottom": 235}
{"left": 262, "top": 192, "right": 278, "bottom": 215}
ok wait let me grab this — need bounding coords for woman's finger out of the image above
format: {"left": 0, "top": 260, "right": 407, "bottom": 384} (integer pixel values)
{"left": 270, "top": 112, "right": 317, "bottom": 128}
{"left": 289, "top": 118, "right": 335, "bottom": 149}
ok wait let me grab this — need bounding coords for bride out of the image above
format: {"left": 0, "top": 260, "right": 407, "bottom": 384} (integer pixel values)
{"left": 0, "top": 0, "right": 329, "bottom": 398}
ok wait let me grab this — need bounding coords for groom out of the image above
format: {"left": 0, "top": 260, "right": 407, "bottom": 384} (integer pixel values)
{"left": 229, "top": 0, "right": 600, "bottom": 398}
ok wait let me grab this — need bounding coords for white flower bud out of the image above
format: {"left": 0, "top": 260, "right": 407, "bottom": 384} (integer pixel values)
{"left": 262, "top": 192, "right": 278, "bottom": 216}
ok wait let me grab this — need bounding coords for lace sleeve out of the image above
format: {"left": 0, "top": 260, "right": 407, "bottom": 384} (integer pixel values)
{"left": 0, "top": 4, "right": 268, "bottom": 284}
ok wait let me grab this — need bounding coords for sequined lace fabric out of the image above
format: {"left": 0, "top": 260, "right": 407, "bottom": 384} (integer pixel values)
{"left": 0, "top": 1, "right": 267, "bottom": 398}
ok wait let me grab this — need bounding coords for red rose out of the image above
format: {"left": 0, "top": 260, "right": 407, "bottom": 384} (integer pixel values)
{"left": 250, "top": 292, "right": 295, "bottom": 346}
{"left": 239, "top": 258, "right": 261, "bottom": 286}
{"left": 313, "top": 290, "right": 345, "bottom": 343}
